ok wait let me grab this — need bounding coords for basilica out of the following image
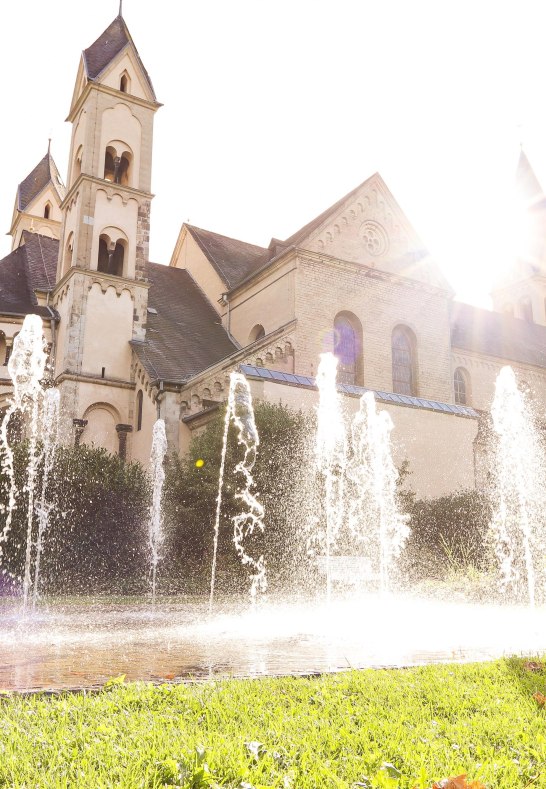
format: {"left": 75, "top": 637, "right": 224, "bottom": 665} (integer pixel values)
{"left": 1, "top": 11, "right": 546, "bottom": 499}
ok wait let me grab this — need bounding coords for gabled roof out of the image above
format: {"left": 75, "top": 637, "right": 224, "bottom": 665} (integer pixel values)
{"left": 82, "top": 15, "right": 156, "bottom": 100}
{"left": 186, "top": 225, "right": 268, "bottom": 290}
{"left": 17, "top": 152, "right": 65, "bottom": 212}
{"left": 0, "top": 233, "right": 58, "bottom": 316}
{"left": 451, "top": 301, "right": 546, "bottom": 369}
{"left": 132, "top": 262, "right": 237, "bottom": 383}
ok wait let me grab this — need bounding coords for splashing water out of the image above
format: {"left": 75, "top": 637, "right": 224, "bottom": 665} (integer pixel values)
{"left": 490, "top": 366, "right": 546, "bottom": 606}
{"left": 209, "top": 371, "right": 266, "bottom": 612}
{"left": 32, "top": 388, "right": 61, "bottom": 608}
{"left": 0, "top": 315, "right": 49, "bottom": 610}
{"left": 347, "top": 392, "right": 410, "bottom": 593}
{"left": 148, "top": 419, "right": 168, "bottom": 603}
{"left": 314, "top": 353, "right": 347, "bottom": 601}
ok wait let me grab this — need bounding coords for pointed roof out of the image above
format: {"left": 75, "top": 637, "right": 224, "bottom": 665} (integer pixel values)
{"left": 0, "top": 232, "right": 59, "bottom": 316}
{"left": 17, "top": 151, "right": 65, "bottom": 212}
{"left": 515, "top": 149, "right": 544, "bottom": 205}
{"left": 82, "top": 14, "right": 156, "bottom": 100}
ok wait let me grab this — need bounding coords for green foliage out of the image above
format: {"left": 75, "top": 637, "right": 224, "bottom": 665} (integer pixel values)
{"left": 162, "top": 401, "right": 313, "bottom": 593}
{"left": 0, "top": 658, "right": 545, "bottom": 787}
{"left": 403, "top": 490, "right": 493, "bottom": 583}
{"left": 0, "top": 444, "right": 150, "bottom": 594}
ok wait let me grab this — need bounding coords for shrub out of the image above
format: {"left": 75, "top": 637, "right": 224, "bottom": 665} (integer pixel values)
{"left": 402, "top": 489, "right": 492, "bottom": 581}
{"left": 0, "top": 444, "right": 150, "bottom": 595}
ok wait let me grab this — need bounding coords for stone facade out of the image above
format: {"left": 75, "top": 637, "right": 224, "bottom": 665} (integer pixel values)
{"left": 2, "top": 11, "right": 546, "bottom": 502}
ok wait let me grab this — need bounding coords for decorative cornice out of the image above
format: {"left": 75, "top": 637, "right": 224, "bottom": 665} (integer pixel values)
{"left": 52, "top": 267, "right": 150, "bottom": 301}
{"left": 55, "top": 371, "right": 135, "bottom": 390}
{"left": 61, "top": 174, "right": 153, "bottom": 210}
{"left": 67, "top": 81, "right": 161, "bottom": 123}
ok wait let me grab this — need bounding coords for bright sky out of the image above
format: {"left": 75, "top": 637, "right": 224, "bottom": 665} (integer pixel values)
{"left": 1, "top": 0, "right": 545, "bottom": 307}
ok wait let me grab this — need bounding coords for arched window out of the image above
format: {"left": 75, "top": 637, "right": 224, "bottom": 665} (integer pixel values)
{"left": 97, "top": 238, "right": 110, "bottom": 273}
{"left": 248, "top": 324, "right": 265, "bottom": 343}
{"left": 103, "top": 146, "right": 131, "bottom": 186}
{"left": 136, "top": 390, "right": 143, "bottom": 431}
{"left": 97, "top": 236, "right": 125, "bottom": 276}
{"left": 454, "top": 367, "right": 470, "bottom": 405}
{"left": 73, "top": 145, "right": 83, "bottom": 183}
{"left": 120, "top": 72, "right": 130, "bottom": 93}
{"left": 44, "top": 202, "right": 51, "bottom": 220}
{"left": 333, "top": 311, "right": 363, "bottom": 386}
{"left": 392, "top": 326, "right": 417, "bottom": 396}
{"left": 520, "top": 297, "right": 533, "bottom": 323}
{"left": 64, "top": 231, "right": 74, "bottom": 274}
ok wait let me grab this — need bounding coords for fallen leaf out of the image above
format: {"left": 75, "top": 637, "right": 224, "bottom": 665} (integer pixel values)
{"left": 524, "top": 661, "right": 543, "bottom": 672}
{"left": 430, "top": 776, "right": 486, "bottom": 789}
{"left": 533, "top": 691, "right": 546, "bottom": 706}
{"left": 163, "top": 673, "right": 175, "bottom": 680}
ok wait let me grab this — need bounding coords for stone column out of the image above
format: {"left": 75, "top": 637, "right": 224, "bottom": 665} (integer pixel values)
{"left": 72, "top": 418, "right": 88, "bottom": 447}
{"left": 116, "top": 423, "right": 133, "bottom": 461}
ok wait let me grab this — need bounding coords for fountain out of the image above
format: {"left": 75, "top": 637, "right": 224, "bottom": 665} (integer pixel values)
{"left": 0, "top": 314, "right": 52, "bottom": 611}
{"left": 2, "top": 325, "right": 546, "bottom": 693}
{"left": 313, "top": 353, "right": 408, "bottom": 597}
{"left": 210, "top": 371, "right": 266, "bottom": 613}
{"left": 347, "top": 391, "right": 410, "bottom": 594}
{"left": 148, "top": 419, "right": 168, "bottom": 604}
{"left": 313, "top": 353, "right": 347, "bottom": 601}
{"left": 490, "top": 366, "right": 546, "bottom": 606}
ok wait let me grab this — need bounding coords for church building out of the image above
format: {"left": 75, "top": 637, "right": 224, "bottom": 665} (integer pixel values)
{"left": 2, "top": 11, "right": 546, "bottom": 499}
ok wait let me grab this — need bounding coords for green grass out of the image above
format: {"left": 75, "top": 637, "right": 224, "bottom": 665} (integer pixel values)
{"left": 1, "top": 658, "right": 546, "bottom": 788}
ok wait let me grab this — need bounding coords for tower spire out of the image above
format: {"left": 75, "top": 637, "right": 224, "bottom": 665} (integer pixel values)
{"left": 119, "top": 0, "right": 123, "bottom": 16}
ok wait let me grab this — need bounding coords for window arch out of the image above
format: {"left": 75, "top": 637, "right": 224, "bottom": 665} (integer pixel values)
{"left": 120, "top": 71, "right": 130, "bottom": 93}
{"left": 43, "top": 202, "right": 52, "bottom": 220}
{"left": 97, "top": 233, "right": 126, "bottom": 277}
{"left": 333, "top": 311, "right": 363, "bottom": 386}
{"left": 248, "top": 324, "right": 265, "bottom": 343}
{"left": 73, "top": 145, "right": 83, "bottom": 184}
{"left": 136, "top": 390, "right": 143, "bottom": 431}
{"left": 454, "top": 367, "right": 470, "bottom": 405}
{"left": 103, "top": 145, "right": 132, "bottom": 186}
{"left": 63, "top": 231, "right": 74, "bottom": 275}
{"left": 392, "top": 325, "right": 417, "bottom": 396}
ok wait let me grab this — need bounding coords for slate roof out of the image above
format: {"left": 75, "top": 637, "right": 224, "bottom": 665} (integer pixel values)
{"left": 131, "top": 262, "right": 237, "bottom": 383}
{"left": 83, "top": 15, "right": 156, "bottom": 100}
{"left": 17, "top": 153, "right": 65, "bottom": 212}
{"left": 0, "top": 233, "right": 58, "bottom": 317}
{"left": 450, "top": 302, "right": 546, "bottom": 369}
{"left": 186, "top": 225, "right": 268, "bottom": 290}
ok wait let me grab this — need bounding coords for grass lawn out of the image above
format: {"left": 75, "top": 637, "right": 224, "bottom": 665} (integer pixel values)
{"left": 1, "top": 658, "right": 546, "bottom": 788}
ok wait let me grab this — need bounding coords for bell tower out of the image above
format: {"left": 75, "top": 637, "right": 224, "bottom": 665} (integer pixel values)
{"left": 52, "top": 13, "right": 161, "bottom": 455}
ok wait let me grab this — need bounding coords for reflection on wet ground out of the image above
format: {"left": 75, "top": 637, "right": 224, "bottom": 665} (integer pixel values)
{"left": 1, "top": 594, "right": 546, "bottom": 692}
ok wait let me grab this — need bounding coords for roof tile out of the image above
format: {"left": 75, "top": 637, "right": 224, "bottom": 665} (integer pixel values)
{"left": 132, "top": 262, "right": 237, "bottom": 382}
